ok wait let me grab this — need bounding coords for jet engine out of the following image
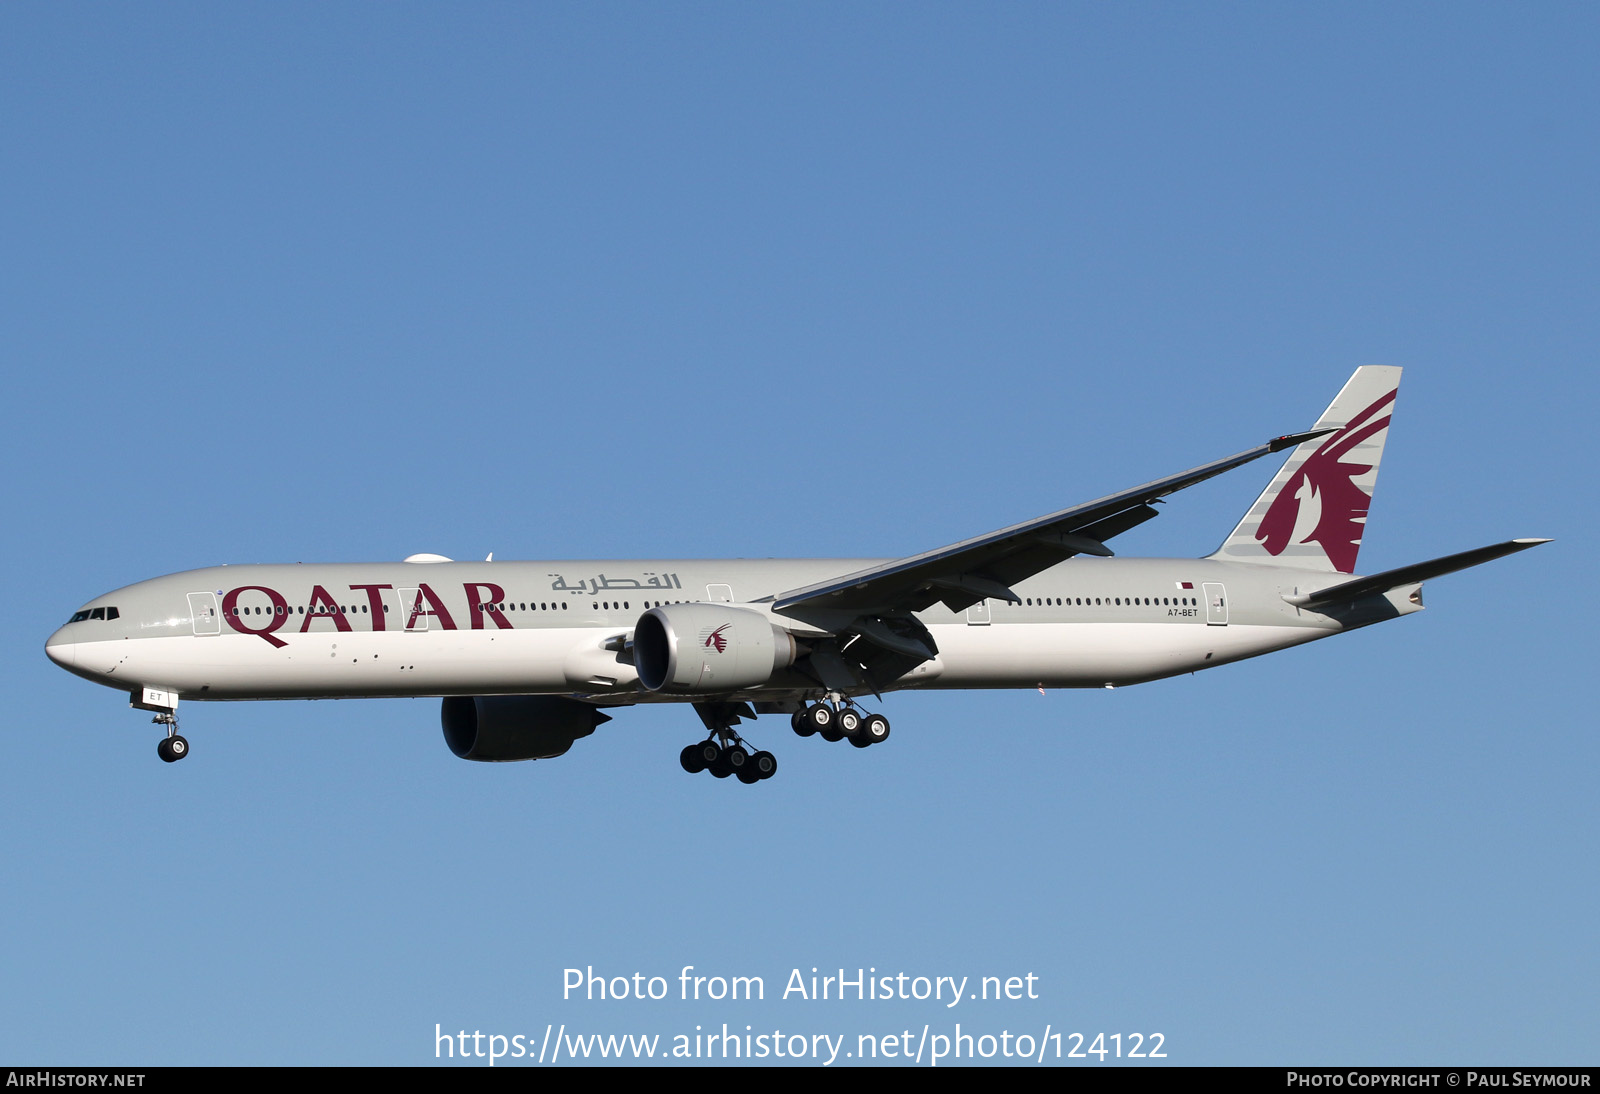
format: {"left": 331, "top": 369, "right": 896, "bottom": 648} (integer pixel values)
{"left": 633, "top": 603, "right": 798, "bottom": 694}
{"left": 440, "top": 695, "right": 610, "bottom": 762}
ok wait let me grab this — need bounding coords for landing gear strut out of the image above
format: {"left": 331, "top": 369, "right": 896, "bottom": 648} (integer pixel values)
{"left": 154, "top": 712, "right": 189, "bottom": 763}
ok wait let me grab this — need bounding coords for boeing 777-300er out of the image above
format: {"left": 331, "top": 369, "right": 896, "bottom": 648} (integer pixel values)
{"left": 46, "top": 367, "right": 1546, "bottom": 782}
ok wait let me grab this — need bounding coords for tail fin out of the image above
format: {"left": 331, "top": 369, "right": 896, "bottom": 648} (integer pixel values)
{"left": 1209, "top": 366, "right": 1401, "bottom": 574}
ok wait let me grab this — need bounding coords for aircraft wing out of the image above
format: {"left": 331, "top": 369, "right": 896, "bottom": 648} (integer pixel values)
{"left": 772, "top": 429, "right": 1332, "bottom": 619}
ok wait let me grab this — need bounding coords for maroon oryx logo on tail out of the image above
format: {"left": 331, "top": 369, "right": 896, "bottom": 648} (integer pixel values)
{"left": 1256, "top": 390, "right": 1395, "bottom": 573}
{"left": 703, "top": 624, "right": 731, "bottom": 654}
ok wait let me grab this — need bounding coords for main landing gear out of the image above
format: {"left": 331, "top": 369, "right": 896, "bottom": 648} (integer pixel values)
{"left": 677, "top": 698, "right": 889, "bottom": 783}
{"left": 679, "top": 737, "right": 778, "bottom": 784}
{"left": 680, "top": 701, "right": 777, "bottom": 785}
{"left": 791, "top": 701, "right": 890, "bottom": 749}
{"left": 154, "top": 712, "right": 189, "bottom": 763}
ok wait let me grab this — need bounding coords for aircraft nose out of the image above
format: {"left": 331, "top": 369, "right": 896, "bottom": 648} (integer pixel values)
{"left": 45, "top": 628, "right": 77, "bottom": 669}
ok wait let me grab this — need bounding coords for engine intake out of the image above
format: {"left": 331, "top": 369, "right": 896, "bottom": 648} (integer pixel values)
{"left": 634, "top": 603, "right": 797, "bottom": 694}
{"left": 440, "top": 695, "right": 610, "bottom": 762}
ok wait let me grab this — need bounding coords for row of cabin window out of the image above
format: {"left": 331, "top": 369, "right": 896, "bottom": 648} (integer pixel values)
{"left": 231, "top": 602, "right": 577, "bottom": 616}
{"left": 231, "top": 604, "right": 385, "bottom": 616}
{"left": 1020, "top": 596, "right": 1197, "bottom": 607}
{"left": 480, "top": 602, "right": 579, "bottom": 612}
{"left": 226, "top": 594, "right": 1203, "bottom": 619}
{"left": 478, "top": 600, "right": 697, "bottom": 612}
{"left": 92, "top": 594, "right": 1203, "bottom": 625}
{"left": 228, "top": 598, "right": 709, "bottom": 618}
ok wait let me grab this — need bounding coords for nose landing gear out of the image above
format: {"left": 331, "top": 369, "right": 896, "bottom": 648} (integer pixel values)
{"left": 153, "top": 712, "right": 189, "bottom": 763}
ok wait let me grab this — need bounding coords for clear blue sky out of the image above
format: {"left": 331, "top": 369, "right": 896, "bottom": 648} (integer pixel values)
{"left": 3, "top": 3, "right": 1593, "bottom": 1066}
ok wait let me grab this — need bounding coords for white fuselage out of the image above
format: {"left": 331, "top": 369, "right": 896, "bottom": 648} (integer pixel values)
{"left": 44, "top": 556, "right": 1416, "bottom": 706}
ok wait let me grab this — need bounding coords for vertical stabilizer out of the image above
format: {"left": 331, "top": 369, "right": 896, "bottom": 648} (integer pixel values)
{"left": 1209, "top": 366, "right": 1401, "bottom": 574}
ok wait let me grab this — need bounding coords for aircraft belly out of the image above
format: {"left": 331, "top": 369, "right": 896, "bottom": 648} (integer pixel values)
{"left": 924, "top": 622, "right": 1324, "bottom": 688}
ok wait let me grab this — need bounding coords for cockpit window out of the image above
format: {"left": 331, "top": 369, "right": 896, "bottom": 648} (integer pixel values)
{"left": 67, "top": 607, "right": 119, "bottom": 623}
{"left": 69, "top": 610, "right": 91, "bottom": 623}
{"left": 90, "top": 607, "right": 105, "bottom": 620}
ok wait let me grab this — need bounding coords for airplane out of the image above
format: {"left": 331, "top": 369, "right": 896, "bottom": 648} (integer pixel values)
{"left": 45, "top": 366, "right": 1546, "bottom": 782}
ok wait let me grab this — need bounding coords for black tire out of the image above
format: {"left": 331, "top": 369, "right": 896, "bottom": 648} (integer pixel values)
{"left": 837, "top": 709, "right": 862, "bottom": 737}
{"left": 157, "top": 738, "right": 174, "bottom": 762}
{"left": 736, "top": 764, "right": 762, "bottom": 784}
{"left": 680, "top": 744, "right": 707, "bottom": 774}
{"left": 751, "top": 750, "right": 778, "bottom": 780}
{"left": 697, "top": 740, "right": 722, "bottom": 767}
{"left": 792, "top": 709, "right": 816, "bottom": 738}
{"left": 726, "top": 747, "right": 749, "bottom": 774}
{"left": 710, "top": 750, "right": 733, "bottom": 778}
{"left": 848, "top": 732, "right": 873, "bottom": 749}
{"left": 860, "top": 713, "right": 890, "bottom": 745}
{"left": 804, "top": 704, "right": 833, "bottom": 733}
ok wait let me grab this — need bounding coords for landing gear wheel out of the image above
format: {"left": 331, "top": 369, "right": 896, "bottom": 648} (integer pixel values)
{"left": 859, "top": 713, "right": 890, "bottom": 745}
{"left": 725, "top": 746, "right": 750, "bottom": 776}
{"left": 836, "top": 708, "right": 862, "bottom": 738}
{"left": 803, "top": 703, "right": 833, "bottom": 734}
{"left": 736, "top": 763, "right": 762, "bottom": 785}
{"left": 157, "top": 735, "right": 188, "bottom": 763}
{"left": 709, "top": 747, "right": 734, "bottom": 778}
{"left": 791, "top": 709, "right": 816, "bottom": 738}
{"left": 750, "top": 750, "right": 778, "bottom": 780}
{"left": 680, "top": 744, "right": 708, "bottom": 774}
{"left": 849, "top": 732, "right": 873, "bottom": 749}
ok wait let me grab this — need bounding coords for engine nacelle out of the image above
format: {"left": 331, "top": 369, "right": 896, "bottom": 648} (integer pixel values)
{"left": 634, "top": 603, "right": 797, "bottom": 694}
{"left": 440, "top": 695, "right": 610, "bottom": 762}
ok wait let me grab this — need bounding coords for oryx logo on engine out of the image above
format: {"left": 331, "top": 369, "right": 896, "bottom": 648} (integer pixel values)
{"left": 700, "top": 624, "right": 731, "bottom": 654}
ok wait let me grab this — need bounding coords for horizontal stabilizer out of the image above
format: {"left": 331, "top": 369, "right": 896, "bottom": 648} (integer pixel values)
{"left": 1284, "top": 538, "right": 1551, "bottom": 609}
